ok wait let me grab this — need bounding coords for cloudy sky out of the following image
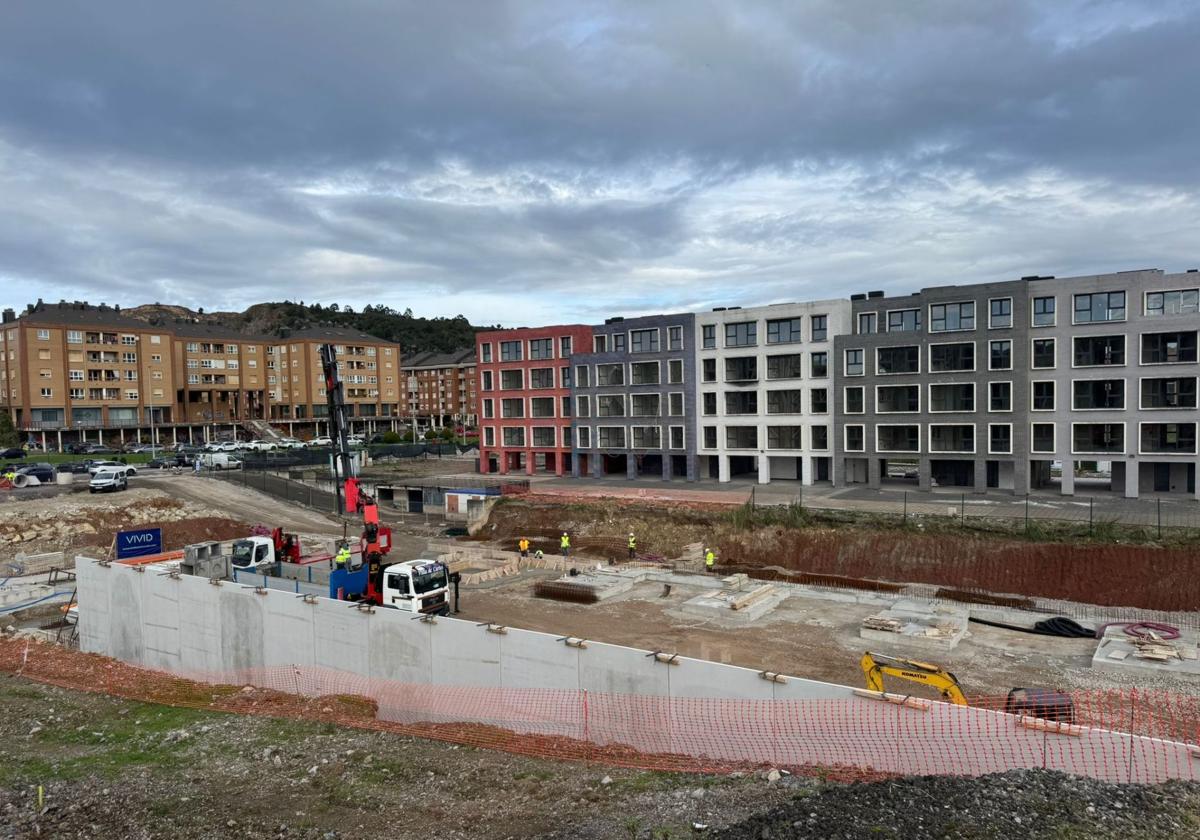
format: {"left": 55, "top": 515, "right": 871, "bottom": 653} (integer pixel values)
{"left": 1, "top": 1, "right": 1197, "bottom": 326}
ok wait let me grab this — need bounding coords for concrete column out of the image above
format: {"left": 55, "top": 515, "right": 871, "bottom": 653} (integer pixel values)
{"left": 801, "top": 455, "right": 814, "bottom": 486}
{"left": 591, "top": 453, "right": 602, "bottom": 478}
{"left": 718, "top": 455, "right": 730, "bottom": 483}
{"left": 498, "top": 450, "right": 508, "bottom": 475}
{"left": 119, "top": 428, "right": 125, "bottom": 444}
{"left": 757, "top": 453, "right": 771, "bottom": 484}
{"left": 525, "top": 452, "right": 535, "bottom": 476}
{"left": 56, "top": 430, "right": 62, "bottom": 453}
{"left": 98, "top": 429, "right": 104, "bottom": 445}
{"left": 570, "top": 454, "right": 581, "bottom": 478}
{"left": 1124, "top": 459, "right": 1139, "bottom": 499}
{"left": 626, "top": 454, "right": 637, "bottom": 480}
{"left": 661, "top": 454, "right": 671, "bottom": 481}
{"left": 1013, "top": 457, "right": 1030, "bottom": 495}
{"left": 917, "top": 458, "right": 931, "bottom": 491}
{"left": 973, "top": 458, "right": 988, "bottom": 494}
{"left": 868, "top": 456, "right": 883, "bottom": 489}
{"left": 40, "top": 431, "right": 46, "bottom": 450}
{"left": 172, "top": 427, "right": 177, "bottom": 445}
{"left": 686, "top": 454, "right": 697, "bottom": 482}
{"left": 555, "top": 451, "right": 565, "bottom": 477}
{"left": 1060, "top": 458, "right": 1075, "bottom": 496}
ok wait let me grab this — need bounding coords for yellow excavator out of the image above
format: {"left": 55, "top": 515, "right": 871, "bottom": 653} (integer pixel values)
{"left": 860, "top": 652, "right": 1075, "bottom": 723}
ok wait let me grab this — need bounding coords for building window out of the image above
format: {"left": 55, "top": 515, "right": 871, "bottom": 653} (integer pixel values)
{"left": 480, "top": 344, "right": 492, "bottom": 363}
{"left": 811, "top": 426, "right": 829, "bottom": 450}
{"left": 631, "top": 426, "right": 661, "bottom": 449}
{"left": 669, "top": 426, "right": 685, "bottom": 449}
{"left": 989, "top": 340, "right": 1012, "bottom": 371}
{"left": 703, "top": 426, "right": 717, "bottom": 448}
{"left": 845, "top": 425, "right": 865, "bottom": 452}
{"left": 597, "top": 363, "right": 624, "bottom": 386}
{"left": 597, "top": 395, "right": 625, "bottom": 417}
{"left": 483, "top": 427, "right": 496, "bottom": 447}
{"left": 1141, "top": 423, "right": 1197, "bottom": 454}
{"left": 702, "top": 358, "right": 716, "bottom": 382}
{"left": 702, "top": 393, "right": 717, "bottom": 415}
{"left": 1140, "top": 377, "right": 1198, "bottom": 409}
{"left": 67, "top": 330, "right": 82, "bottom": 344}
{"left": 1073, "top": 423, "right": 1124, "bottom": 454}
{"left": 40, "top": 387, "right": 52, "bottom": 398}
{"left": 561, "top": 396, "right": 571, "bottom": 417}
{"left": 560, "top": 336, "right": 572, "bottom": 357}
{"left": 930, "top": 383, "right": 974, "bottom": 412}
{"left": 36, "top": 329, "right": 50, "bottom": 340}
{"left": 876, "top": 346, "right": 920, "bottom": 374}
{"left": 766, "top": 353, "right": 802, "bottom": 380}
{"left": 725, "top": 321, "right": 757, "bottom": 347}
{"left": 528, "top": 338, "right": 553, "bottom": 360}
{"left": 811, "top": 315, "right": 828, "bottom": 341}
{"left": 529, "top": 368, "right": 555, "bottom": 389}
{"left": 1032, "top": 296, "right": 1056, "bottom": 327}
{"left": 611, "top": 333, "right": 626, "bottom": 353}
{"left": 858, "top": 313, "right": 877, "bottom": 335}
{"left": 561, "top": 366, "right": 571, "bottom": 388}
{"left": 482, "top": 399, "right": 494, "bottom": 419}
{"left": 1145, "top": 289, "right": 1199, "bottom": 316}
{"left": 576, "top": 395, "right": 591, "bottom": 417}
{"left": 929, "top": 343, "right": 974, "bottom": 372}
{"left": 1032, "top": 338, "right": 1056, "bottom": 369}
{"left": 1032, "top": 423, "right": 1055, "bottom": 453}
{"left": 767, "top": 426, "right": 803, "bottom": 449}
{"left": 593, "top": 335, "right": 607, "bottom": 353}
{"left": 500, "top": 370, "right": 523, "bottom": 390}
{"left": 887, "top": 309, "right": 921, "bottom": 332}
{"left": 766, "top": 389, "right": 802, "bottom": 414}
{"left": 531, "top": 427, "right": 556, "bottom": 447}
{"left": 1073, "top": 379, "right": 1125, "bottom": 410}
{"left": 125, "top": 390, "right": 138, "bottom": 400}
{"left": 810, "top": 352, "right": 828, "bottom": 378}
{"left": 68, "top": 369, "right": 83, "bottom": 381}
{"left": 845, "top": 349, "right": 864, "bottom": 376}
{"left": 500, "top": 341, "right": 522, "bottom": 362}
{"left": 701, "top": 325, "right": 716, "bottom": 349}
{"left": 576, "top": 426, "right": 591, "bottom": 448}
{"left": 725, "top": 392, "right": 757, "bottom": 415}
{"left": 1073, "top": 291, "right": 1126, "bottom": 324}
{"left": 877, "top": 425, "right": 920, "bottom": 452}
{"left": 989, "top": 424, "right": 1012, "bottom": 454}
{"left": 1141, "top": 331, "right": 1198, "bottom": 364}
{"left": 877, "top": 385, "right": 920, "bottom": 413}
{"left": 668, "top": 359, "right": 683, "bottom": 384}
{"left": 989, "top": 298, "right": 1012, "bottom": 328}
{"left": 668, "top": 326, "right": 683, "bottom": 351}
{"left": 481, "top": 370, "right": 493, "bottom": 391}
{"left": 598, "top": 427, "right": 626, "bottom": 448}
{"left": 725, "top": 357, "right": 758, "bottom": 382}
{"left": 766, "top": 318, "right": 802, "bottom": 344}
{"left": 930, "top": 302, "right": 975, "bottom": 332}
{"left": 69, "top": 388, "right": 84, "bottom": 399}
{"left": 989, "top": 381, "right": 1012, "bottom": 412}
{"left": 630, "top": 362, "right": 660, "bottom": 385}
{"left": 725, "top": 426, "right": 758, "bottom": 449}
{"left": 1032, "top": 380, "right": 1056, "bottom": 411}
{"left": 811, "top": 388, "right": 828, "bottom": 413}
{"left": 630, "top": 394, "right": 661, "bottom": 417}
{"left": 668, "top": 392, "right": 684, "bottom": 416}
{"left": 630, "top": 328, "right": 660, "bottom": 353}
{"left": 930, "top": 424, "right": 974, "bottom": 453}
{"left": 845, "top": 386, "right": 865, "bottom": 414}
{"left": 1073, "top": 335, "right": 1125, "bottom": 367}
{"left": 502, "top": 427, "right": 526, "bottom": 447}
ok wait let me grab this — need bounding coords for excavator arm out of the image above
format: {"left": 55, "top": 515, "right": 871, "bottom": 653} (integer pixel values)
{"left": 860, "top": 651, "right": 969, "bottom": 706}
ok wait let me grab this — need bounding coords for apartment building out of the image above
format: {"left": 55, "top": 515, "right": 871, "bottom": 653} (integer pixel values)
{"left": 267, "top": 326, "right": 403, "bottom": 435}
{"left": 569, "top": 313, "right": 697, "bottom": 481}
{"left": 476, "top": 325, "right": 592, "bottom": 476}
{"left": 696, "top": 300, "right": 851, "bottom": 484}
{"left": 832, "top": 269, "right": 1200, "bottom": 499}
{"left": 0, "top": 302, "right": 405, "bottom": 446}
{"left": 403, "top": 349, "right": 478, "bottom": 432}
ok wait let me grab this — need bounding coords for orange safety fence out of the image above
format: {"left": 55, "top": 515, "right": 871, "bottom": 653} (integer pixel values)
{"left": 3, "top": 636, "right": 1199, "bottom": 784}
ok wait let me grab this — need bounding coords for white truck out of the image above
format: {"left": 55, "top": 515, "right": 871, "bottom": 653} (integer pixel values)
{"left": 381, "top": 559, "right": 451, "bottom": 615}
{"left": 200, "top": 452, "right": 242, "bottom": 470}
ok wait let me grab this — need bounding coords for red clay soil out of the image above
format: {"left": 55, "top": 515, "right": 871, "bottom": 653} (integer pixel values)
{"left": 717, "top": 528, "right": 1200, "bottom": 611}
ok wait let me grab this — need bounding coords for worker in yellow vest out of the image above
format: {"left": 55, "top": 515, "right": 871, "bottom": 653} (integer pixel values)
{"left": 518, "top": 537, "right": 530, "bottom": 559}
{"left": 560, "top": 532, "right": 570, "bottom": 557}
{"left": 704, "top": 547, "right": 716, "bottom": 573}
{"left": 627, "top": 532, "right": 637, "bottom": 562}
{"left": 334, "top": 542, "right": 351, "bottom": 571}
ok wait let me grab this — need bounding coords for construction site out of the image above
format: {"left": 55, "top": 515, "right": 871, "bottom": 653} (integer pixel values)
{"left": 3, "top": 347, "right": 1200, "bottom": 838}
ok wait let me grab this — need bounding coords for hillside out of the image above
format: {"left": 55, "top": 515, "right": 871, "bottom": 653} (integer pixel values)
{"left": 123, "top": 301, "right": 485, "bottom": 355}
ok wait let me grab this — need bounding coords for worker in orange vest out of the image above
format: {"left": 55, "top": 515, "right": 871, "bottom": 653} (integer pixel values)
{"left": 518, "top": 537, "right": 530, "bottom": 559}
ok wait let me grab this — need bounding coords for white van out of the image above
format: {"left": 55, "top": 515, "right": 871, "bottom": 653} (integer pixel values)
{"left": 89, "top": 467, "right": 129, "bottom": 493}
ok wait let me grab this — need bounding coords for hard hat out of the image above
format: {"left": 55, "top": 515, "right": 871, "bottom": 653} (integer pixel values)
{"left": 629, "top": 532, "right": 634, "bottom": 536}
{"left": 562, "top": 532, "right": 567, "bottom": 536}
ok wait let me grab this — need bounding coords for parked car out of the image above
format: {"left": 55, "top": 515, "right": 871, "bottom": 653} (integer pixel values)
{"left": 307, "top": 436, "right": 333, "bottom": 447}
{"left": 81, "top": 444, "right": 116, "bottom": 455}
{"left": 89, "top": 468, "right": 129, "bottom": 493}
{"left": 56, "top": 461, "right": 92, "bottom": 475}
{"left": 276, "top": 437, "right": 305, "bottom": 449}
{"left": 0, "top": 448, "right": 26, "bottom": 459}
{"left": 88, "top": 460, "right": 137, "bottom": 477}
{"left": 17, "top": 463, "right": 56, "bottom": 483}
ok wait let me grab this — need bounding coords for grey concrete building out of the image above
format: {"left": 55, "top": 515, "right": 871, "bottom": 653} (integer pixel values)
{"left": 695, "top": 300, "right": 851, "bottom": 484}
{"left": 570, "top": 313, "right": 697, "bottom": 480}
{"left": 833, "top": 268, "right": 1200, "bottom": 499}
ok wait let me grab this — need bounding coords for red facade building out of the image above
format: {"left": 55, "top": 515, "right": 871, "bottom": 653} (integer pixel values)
{"left": 476, "top": 324, "right": 592, "bottom": 476}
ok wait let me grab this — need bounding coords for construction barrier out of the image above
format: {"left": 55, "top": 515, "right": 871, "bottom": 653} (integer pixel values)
{"left": 50, "top": 557, "right": 1200, "bottom": 783}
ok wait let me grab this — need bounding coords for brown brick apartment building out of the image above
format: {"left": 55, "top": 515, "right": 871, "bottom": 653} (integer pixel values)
{"left": 402, "top": 349, "right": 478, "bottom": 432}
{"left": 0, "top": 302, "right": 405, "bottom": 448}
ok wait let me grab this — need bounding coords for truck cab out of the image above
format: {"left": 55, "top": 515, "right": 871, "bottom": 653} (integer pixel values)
{"left": 230, "top": 536, "right": 277, "bottom": 569}
{"left": 381, "top": 560, "right": 451, "bottom": 615}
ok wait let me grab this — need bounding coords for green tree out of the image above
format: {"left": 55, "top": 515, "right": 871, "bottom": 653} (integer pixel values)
{"left": 380, "top": 431, "right": 402, "bottom": 444}
{"left": 0, "top": 411, "right": 17, "bottom": 448}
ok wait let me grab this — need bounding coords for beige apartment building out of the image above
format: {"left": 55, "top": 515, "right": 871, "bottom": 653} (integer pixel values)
{"left": 0, "top": 302, "right": 404, "bottom": 448}
{"left": 402, "top": 348, "right": 478, "bottom": 432}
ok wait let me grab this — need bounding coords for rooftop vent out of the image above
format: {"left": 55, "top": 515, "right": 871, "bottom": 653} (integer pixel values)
{"left": 1117, "top": 268, "right": 1159, "bottom": 274}
{"left": 868, "top": 291, "right": 884, "bottom": 298}
{"left": 712, "top": 307, "right": 727, "bottom": 312}
{"left": 1187, "top": 269, "right": 1198, "bottom": 274}
{"left": 604, "top": 316, "right": 624, "bottom": 324}
{"left": 850, "top": 293, "right": 866, "bottom": 301}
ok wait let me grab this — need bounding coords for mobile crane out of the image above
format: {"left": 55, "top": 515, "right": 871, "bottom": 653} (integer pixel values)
{"left": 860, "top": 651, "right": 1075, "bottom": 723}
{"left": 319, "top": 343, "right": 453, "bottom": 615}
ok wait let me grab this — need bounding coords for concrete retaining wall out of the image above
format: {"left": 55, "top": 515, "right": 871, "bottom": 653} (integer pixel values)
{"left": 75, "top": 556, "right": 1194, "bottom": 782}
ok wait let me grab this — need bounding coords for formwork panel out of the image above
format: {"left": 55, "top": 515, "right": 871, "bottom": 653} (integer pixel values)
{"left": 262, "top": 592, "right": 317, "bottom": 670}
{"left": 108, "top": 565, "right": 145, "bottom": 666}
{"left": 430, "top": 618, "right": 501, "bottom": 688}
{"left": 140, "top": 571, "right": 182, "bottom": 672}
{"left": 177, "top": 575, "right": 224, "bottom": 677}
{"left": 75, "top": 558, "right": 112, "bottom": 656}
{"left": 218, "top": 585, "right": 266, "bottom": 679}
{"left": 499, "top": 628, "right": 580, "bottom": 692}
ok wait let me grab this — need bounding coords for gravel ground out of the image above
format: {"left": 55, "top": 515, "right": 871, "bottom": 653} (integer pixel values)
{"left": 712, "top": 769, "right": 1200, "bottom": 839}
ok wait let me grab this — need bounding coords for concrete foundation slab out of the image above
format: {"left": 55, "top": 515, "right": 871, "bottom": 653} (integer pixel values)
{"left": 678, "top": 586, "right": 788, "bottom": 624}
{"left": 1091, "top": 626, "right": 1200, "bottom": 681}
{"left": 860, "top": 599, "right": 969, "bottom": 651}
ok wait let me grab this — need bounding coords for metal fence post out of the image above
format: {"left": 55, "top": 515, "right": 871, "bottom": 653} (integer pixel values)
{"left": 1089, "top": 498, "right": 1094, "bottom": 536}
{"left": 960, "top": 493, "right": 966, "bottom": 524}
{"left": 902, "top": 492, "right": 907, "bottom": 524}
{"left": 1024, "top": 495, "right": 1030, "bottom": 535}
{"left": 1158, "top": 498, "right": 1163, "bottom": 539}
